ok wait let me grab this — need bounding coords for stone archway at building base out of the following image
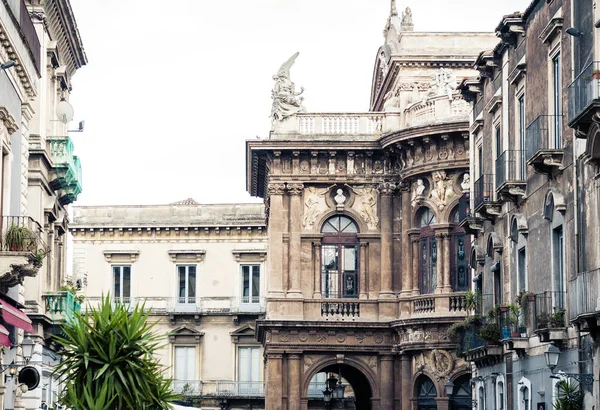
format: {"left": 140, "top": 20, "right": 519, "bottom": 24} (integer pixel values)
{"left": 303, "top": 358, "right": 377, "bottom": 410}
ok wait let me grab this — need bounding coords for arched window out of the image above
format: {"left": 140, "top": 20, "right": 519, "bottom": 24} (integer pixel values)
{"left": 451, "top": 209, "right": 470, "bottom": 291}
{"left": 321, "top": 216, "right": 359, "bottom": 299}
{"left": 418, "top": 208, "right": 437, "bottom": 294}
{"left": 450, "top": 375, "right": 472, "bottom": 410}
{"left": 416, "top": 375, "right": 437, "bottom": 410}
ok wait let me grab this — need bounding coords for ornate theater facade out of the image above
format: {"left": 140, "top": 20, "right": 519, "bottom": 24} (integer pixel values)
{"left": 246, "top": 5, "right": 499, "bottom": 410}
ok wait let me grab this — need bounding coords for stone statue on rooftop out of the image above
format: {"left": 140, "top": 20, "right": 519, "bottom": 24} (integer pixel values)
{"left": 271, "top": 52, "right": 306, "bottom": 122}
{"left": 401, "top": 7, "right": 414, "bottom": 31}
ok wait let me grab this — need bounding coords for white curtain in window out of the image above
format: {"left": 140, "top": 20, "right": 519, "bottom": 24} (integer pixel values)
{"left": 175, "top": 347, "right": 196, "bottom": 381}
{"left": 238, "top": 347, "right": 260, "bottom": 382}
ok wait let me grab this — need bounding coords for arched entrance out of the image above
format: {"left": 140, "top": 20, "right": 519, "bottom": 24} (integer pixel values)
{"left": 449, "top": 375, "right": 472, "bottom": 410}
{"left": 416, "top": 375, "right": 437, "bottom": 410}
{"left": 305, "top": 363, "right": 373, "bottom": 410}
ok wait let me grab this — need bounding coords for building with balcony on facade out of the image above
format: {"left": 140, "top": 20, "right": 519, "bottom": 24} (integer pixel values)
{"left": 0, "top": 0, "right": 86, "bottom": 408}
{"left": 70, "top": 201, "right": 271, "bottom": 410}
{"left": 457, "top": 0, "right": 600, "bottom": 409}
{"left": 245, "top": 4, "right": 498, "bottom": 409}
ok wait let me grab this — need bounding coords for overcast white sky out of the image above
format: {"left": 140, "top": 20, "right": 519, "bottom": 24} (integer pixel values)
{"left": 67, "top": 0, "right": 530, "bottom": 206}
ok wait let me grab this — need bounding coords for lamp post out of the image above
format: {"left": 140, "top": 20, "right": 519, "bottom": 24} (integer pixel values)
{"left": 322, "top": 369, "right": 347, "bottom": 409}
{"left": 445, "top": 379, "right": 455, "bottom": 397}
{"left": 544, "top": 342, "right": 594, "bottom": 385}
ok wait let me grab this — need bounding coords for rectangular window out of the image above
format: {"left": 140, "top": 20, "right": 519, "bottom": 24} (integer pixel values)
{"left": 518, "top": 248, "right": 527, "bottom": 292}
{"left": 552, "top": 53, "right": 562, "bottom": 148}
{"left": 518, "top": 95, "right": 525, "bottom": 179}
{"left": 553, "top": 226, "right": 565, "bottom": 309}
{"left": 112, "top": 265, "right": 131, "bottom": 303}
{"left": 241, "top": 265, "right": 260, "bottom": 304}
{"left": 238, "top": 346, "right": 261, "bottom": 394}
{"left": 321, "top": 245, "right": 358, "bottom": 299}
{"left": 177, "top": 265, "right": 196, "bottom": 304}
{"left": 478, "top": 145, "right": 483, "bottom": 178}
{"left": 174, "top": 346, "right": 196, "bottom": 382}
{"left": 495, "top": 126, "right": 501, "bottom": 159}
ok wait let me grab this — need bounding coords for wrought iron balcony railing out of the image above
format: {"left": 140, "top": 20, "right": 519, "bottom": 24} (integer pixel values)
{"left": 568, "top": 61, "right": 600, "bottom": 123}
{"left": 474, "top": 174, "right": 494, "bottom": 210}
{"left": 526, "top": 115, "right": 563, "bottom": 160}
{"left": 495, "top": 150, "right": 526, "bottom": 191}
{"left": 0, "top": 215, "right": 45, "bottom": 252}
{"left": 569, "top": 268, "right": 600, "bottom": 321}
{"left": 534, "top": 291, "right": 566, "bottom": 330}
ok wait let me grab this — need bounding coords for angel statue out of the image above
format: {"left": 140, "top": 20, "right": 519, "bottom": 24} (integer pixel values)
{"left": 271, "top": 52, "right": 306, "bottom": 122}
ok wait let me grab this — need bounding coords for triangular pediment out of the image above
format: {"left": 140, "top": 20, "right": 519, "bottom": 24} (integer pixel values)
{"left": 169, "top": 325, "right": 204, "bottom": 338}
{"left": 230, "top": 324, "right": 255, "bottom": 336}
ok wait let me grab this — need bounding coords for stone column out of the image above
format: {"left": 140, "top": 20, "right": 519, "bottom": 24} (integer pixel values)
{"left": 401, "top": 354, "right": 411, "bottom": 410}
{"left": 379, "top": 182, "right": 396, "bottom": 299}
{"left": 380, "top": 355, "right": 394, "bottom": 409}
{"left": 359, "top": 243, "right": 368, "bottom": 299}
{"left": 313, "top": 242, "right": 322, "bottom": 299}
{"left": 266, "top": 352, "right": 284, "bottom": 410}
{"left": 435, "top": 233, "right": 444, "bottom": 294}
{"left": 267, "top": 184, "right": 287, "bottom": 297}
{"left": 288, "top": 354, "right": 302, "bottom": 410}
{"left": 442, "top": 233, "right": 452, "bottom": 293}
{"left": 287, "top": 183, "right": 304, "bottom": 298}
{"left": 411, "top": 236, "right": 420, "bottom": 295}
{"left": 400, "top": 184, "right": 412, "bottom": 297}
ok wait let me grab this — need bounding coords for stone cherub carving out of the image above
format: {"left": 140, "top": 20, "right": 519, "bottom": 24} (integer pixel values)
{"left": 347, "top": 185, "right": 379, "bottom": 230}
{"left": 271, "top": 52, "right": 306, "bottom": 122}
{"left": 429, "top": 171, "right": 456, "bottom": 211}
{"left": 428, "top": 68, "right": 457, "bottom": 99}
{"left": 303, "top": 185, "right": 334, "bottom": 229}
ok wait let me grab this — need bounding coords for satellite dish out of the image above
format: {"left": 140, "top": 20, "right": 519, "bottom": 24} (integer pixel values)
{"left": 56, "top": 100, "right": 74, "bottom": 124}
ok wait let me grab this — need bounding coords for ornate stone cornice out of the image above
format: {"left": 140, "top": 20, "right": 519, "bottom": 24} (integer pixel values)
{"left": 0, "top": 107, "right": 19, "bottom": 135}
{"left": 286, "top": 183, "right": 304, "bottom": 195}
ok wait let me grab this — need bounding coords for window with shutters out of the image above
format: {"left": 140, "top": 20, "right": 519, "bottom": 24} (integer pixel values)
{"left": 174, "top": 346, "right": 196, "bottom": 384}
{"left": 238, "top": 346, "right": 262, "bottom": 394}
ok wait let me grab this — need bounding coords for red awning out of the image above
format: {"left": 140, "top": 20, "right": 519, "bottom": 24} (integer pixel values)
{"left": 0, "top": 324, "right": 10, "bottom": 346}
{"left": 0, "top": 299, "right": 34, "bottom": 333}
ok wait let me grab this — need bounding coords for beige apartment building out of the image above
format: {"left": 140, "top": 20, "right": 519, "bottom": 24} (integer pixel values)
{"left": 70, "top": 200, "right": 271, "bottom": 409}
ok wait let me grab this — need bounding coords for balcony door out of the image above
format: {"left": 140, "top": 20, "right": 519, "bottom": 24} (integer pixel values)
{"left": 238, "top": 346, "right": 261, "bottom": 394}
{"left": 321, "top": 216, "right": 359, "bottom": 299}
{"left": 241, "top": 265, "right": 260, "bottom": 306}
{"left": 177, "top": 265, "right": 196, "bottom": 305}
{"left": 174, "top": 346, "right": 196, "bottom": 393}
{"left": 112, "top": 265, "right": 131, "bottom": 304}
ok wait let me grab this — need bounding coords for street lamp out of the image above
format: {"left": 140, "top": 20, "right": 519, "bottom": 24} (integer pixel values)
{"left": 0, "top": 60, "right": 15, "bottom": 70}
{"left": 544, "top": 342, "right": 561, "bottom": 373}
{"left": 444, "top": 379, "right": 455, "bottom": 397}
{"left": 21, "top": 337, "right": 34, "bottom": 363}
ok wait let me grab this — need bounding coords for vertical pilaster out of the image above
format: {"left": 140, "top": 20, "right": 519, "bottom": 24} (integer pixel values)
{"left": 313, "top": 242, "right": 321, "bottom": 298}
{"left": 400, "top": 184, "right": 412, "bottom": 297}
{"left": 287, "top": 354, "right": 301, "bottom": 410}
{"left": 435, "top": 233, "right": 444, "bottom": 294}
{"left": 442, "top": 233, "right": 451, "bottom": 292}
{"left": 287, "top": 183, "right": 304, "bottom": 298}
{"left": 401, "top": 354, "right": 411, "bottom": 410}
{"left": 359, "top": 243, "right": 368, "bottom": 299}
{"left": 436, "top": 397, "right": 450, "bottom": 410}
{"left": 266, "top": 352, "right": 283, "bottom": 410}
{"left": 380, "top": 355, "right": 394, "bottom": 409}
{"left": 379, "top": 182, "right": 395, "bottom": 298}
{"left": 267, "top": 183, "right": 287, "bottom": 298}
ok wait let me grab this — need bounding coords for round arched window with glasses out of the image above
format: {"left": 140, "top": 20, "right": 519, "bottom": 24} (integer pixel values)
{"left": 321, "top": 216, "right": 359, "bottom": 299}
{"left": 417, "top": 207, "right": 437, "bottom": 294}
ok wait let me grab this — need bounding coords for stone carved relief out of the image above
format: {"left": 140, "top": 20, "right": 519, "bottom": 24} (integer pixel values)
{"left": 304, "top": 355, "right": 315, "bottom": 371}
{"left": 398, "top": 328, "right": 433, "bottom": 343}
{"left": 279, "top": 331, "right": 290, "bottom": 342}
{"left": 299, "top": 331, "right": 309, "bottom": 342}
{"left": 317, "top": 332, "right": 327, "bottom": 343}
{"left": 348, "top": 185, "right": 379, "bottom": 230}
{"left": 411, "top": 179, "right": 427, "bottom": 208}
{"left": 367, "top": 356, "right": 378, "bottom": 372}
{"left": 428, "top": 68, "right": 457, "bottom": 99}
{"left": 355, "top": 332, "right": 364, "bottom": 344}
{"left": 419, "top": 349, "right": 454, "bottom": 381}
{"left": 271, "top": 52, "right": 306, "bottom": 122}
{"left": 300, "top": 160, "right": 309, "bottom": 173}
{"left": 429, "top": 171, "right": 456, "bottom": 211}
{"left": 303, "top": 186, "right": 334, "bottom": 230}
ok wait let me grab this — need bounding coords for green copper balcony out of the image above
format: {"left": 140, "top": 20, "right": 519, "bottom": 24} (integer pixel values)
{"left": 48, "top": 136, "right": 82, "bottom": 205}
{"left": 45, "top": 291, "right": 82, "bottom": 323}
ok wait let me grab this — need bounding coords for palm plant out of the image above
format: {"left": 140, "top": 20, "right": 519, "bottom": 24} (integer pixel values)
{"left": 553, "top": 379, "right": 583, "bottom": 410}
{"left": 52, "top": 295, "right": 178, "bottom": 409}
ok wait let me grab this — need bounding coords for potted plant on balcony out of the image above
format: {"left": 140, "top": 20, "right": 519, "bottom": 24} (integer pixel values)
{"left": 550, "top": 307, "right": 566, "bottom": 328}
{"left": 4, "top": 224, "right": 35, "bottom": 252}
{"left": 479, "top": 322, "right": 501, "bottom": 344}
{"left": 509, "top": 303, "right": 521, "bottom": 337}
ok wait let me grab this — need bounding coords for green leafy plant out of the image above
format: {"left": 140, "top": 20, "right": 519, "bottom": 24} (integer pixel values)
{"left": 59, "top": 284, "right": 85, "bottom": 304}
{"left": 31, "top": 249, "right": 47, "bottom": 267}
{"left": 516, "top": 289, "right": 534, "bottom": 307}
{"left": 464, "top": 290, "right": 477, "bottom": 312}
{"left": 4, "top": 224, "right": 35, "bottom": 252}
{"left": 479, "top": 322, "right": 501, "bottom": 343}
{"left": 553, "top": 379, "right": 583, "bottom": 410}
{"left": 551, "top": 307, "right": 566, "bottom": 327}
{"left": 52, "top": 295, "right": 179, "bottom": 409}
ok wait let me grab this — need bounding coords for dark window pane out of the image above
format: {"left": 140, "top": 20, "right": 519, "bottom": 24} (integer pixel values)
{"left": 113, "top": 267, "right": 120, "bottom": 297}
{"left": 243, "top": 269, "right": 250, "bottom": 297}
{"left": 251, "top": 271, "right": 260, "bottom": 300}
{"left": 188, "top": 270, "right": 196, "bottom": 299}
{"left": 122, "top": 268, "right": 131, "bottom": 298}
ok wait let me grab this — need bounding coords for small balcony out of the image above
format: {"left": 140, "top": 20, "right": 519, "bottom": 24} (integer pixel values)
{"left": 321, "top": 302, "right": 360, "bottom": 320}
{"left": 201, "top": 380, "right": 265, "bottom": 398}
{"left": 534, "top": 291, "right": 567, "bottom": 342}
{"left": 474, "top": 174, "right": 500, "bottom": 220}
{"left": 44, "top": 291, "right": 82, "bottom": 323}
{"left": 457, "top": 193, "right": 484, "bottom": 235}
{"left": 0, "top": 216, "right": 46, "bottom": 289}
{"left": 461, "top": 327, "right": 503, "bottom": 365}
{"left": 495, "top": 150, "right": 527, "bottom": 202}
{"left": 48, "top": 136, "right": 83, "bottom": 205}
{"left": 498, "top": 306, "right": 529, "bottom": 353}
{"left": 526, "top": 115, "right": 564, "bottom": 173}
{"left": 568, "top": 61, "right": 600, "bottom": 130}
{"left": 569, "top": 268, "right": 600, "bottom": 329}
